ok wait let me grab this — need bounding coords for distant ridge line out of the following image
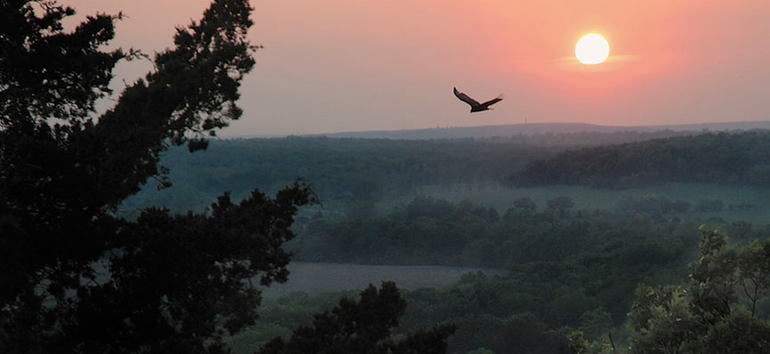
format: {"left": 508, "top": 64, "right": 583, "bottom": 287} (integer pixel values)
{"left": 307, "top": 121, "right": 770, "bottom": 140}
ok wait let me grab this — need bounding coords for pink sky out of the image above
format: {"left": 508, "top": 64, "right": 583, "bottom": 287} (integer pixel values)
{"left": 64, "top": 0, "right": 770, "bottom": 136}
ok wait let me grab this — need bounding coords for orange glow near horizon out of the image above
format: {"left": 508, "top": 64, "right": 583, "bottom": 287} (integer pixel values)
{"left": 59, "top": 0, "right": 770, "bottom": 134}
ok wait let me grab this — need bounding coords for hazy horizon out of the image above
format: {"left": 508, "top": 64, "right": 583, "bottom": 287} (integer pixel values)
{"left": 64, "top": 0, "right": 770, "bottom": 136}
{"left": 216, "top": 120, "right": 770, "bottom": 140}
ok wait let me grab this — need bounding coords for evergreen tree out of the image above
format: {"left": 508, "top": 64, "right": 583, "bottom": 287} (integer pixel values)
{"left": 0, "top": 1, "right": 315, "bottom": 352}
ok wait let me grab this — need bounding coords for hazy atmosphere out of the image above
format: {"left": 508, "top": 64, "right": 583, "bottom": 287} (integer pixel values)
{"left": 65, "top": 0, "right": 770, "bottom": 136}
{"left": 6, "top": 1, "right": 770, "bottom": 353}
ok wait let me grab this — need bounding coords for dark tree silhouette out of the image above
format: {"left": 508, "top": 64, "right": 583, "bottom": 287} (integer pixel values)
{"left": 0, "top": 1, "right": 316, "bottom": 353}
{"left": 257, "top": 282, "right": 456, "bottom": 354}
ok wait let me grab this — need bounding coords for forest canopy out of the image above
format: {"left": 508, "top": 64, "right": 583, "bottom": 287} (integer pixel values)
{"left": 511, "top": 131, "right": 770, "bottom": 188}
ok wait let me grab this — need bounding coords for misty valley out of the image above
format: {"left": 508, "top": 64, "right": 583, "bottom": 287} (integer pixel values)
{"left": 118, "top": 128, "right": 770, "bottom": 354}
{"left": 7, "top": 1, "right": 770, "bottom": 353}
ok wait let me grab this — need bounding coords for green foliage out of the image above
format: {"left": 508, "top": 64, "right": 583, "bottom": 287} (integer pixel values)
{"left": 119, "top": 131, "right": 770, "bottom": 216}
{"left": 512, "top": 196, "right": 538, "bottom": 213}
{"left": 738, "top": 240, "right": 770, "bottom": 317}
{"left": 689, "top": 226, "right": 739, "bottom": 321}
{"left": 246, "top": 218, "right": 770, "bottom": 354}
{"left": 579, "top": 308, "right": 613, "bottom": 340}
{"left": 227, "top": 323, "right": 293, "bottom": 354}
{"left": 256, "top": 282, "right": 456, "bottom": 354}
{"left": 547, "top": 196, "right": 575, "bottom": 218}
{"left": 615, "top": 195, "right": 690, "bottom": 217}
{"left": 271, "top": 193, "right": 770, "bottom": 353}
{"left": 120, "top": 137, "right": 558, "bottom": 213}
{"left": 747, "top": 164, "right": 770, "bottom": 187}
{"left": 694, "top": 199, "right": 724, "bottom": 212}
{"left": 703, "top": 309, "right": 770, "bottom": 354}
{"left": 627, "top": 285, "right": 695, "bottom": 354}
{"left": 583, "top": 227, "right": 770, "bottom": 354}
{"left": 512, "top": 132, "right": 770, "bottom": 188}
{"left": 568, "top": 331, "right": 591, "bottom": 354}
{"left": 408, "top": 196, "right": 455, "bottom": 220}
{"left": 291, "top": 196, "right": 704, "bottom": 270}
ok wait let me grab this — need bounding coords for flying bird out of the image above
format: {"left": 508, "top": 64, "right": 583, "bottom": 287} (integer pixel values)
{"left": 453, "top": 87, "right": 503, "bottom": 113}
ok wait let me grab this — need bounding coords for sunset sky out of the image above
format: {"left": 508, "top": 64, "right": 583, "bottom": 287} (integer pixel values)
{"left": 64, "top": 0, "right": 770, "bottom": 136}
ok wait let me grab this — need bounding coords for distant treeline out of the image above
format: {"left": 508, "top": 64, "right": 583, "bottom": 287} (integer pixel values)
{"left": 121, "top": 137, "right": 549, "bottom": 213}
{"left": 121, "top": 130, "right": 717, "bottom": 213}
{"left": 510, "top": 131, "right": 770, "bottom": 188}
{"left": 476, "top": 128, "right": 706, "bottom": 147}
{"left": 290, "top": 196, "right": 763, "bottom": 269}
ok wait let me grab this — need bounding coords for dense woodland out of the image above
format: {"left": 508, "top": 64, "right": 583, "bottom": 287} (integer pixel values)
{"left": 138, "top": 131, "right": 770, "bottom": 354}
{"left": 122, "top": 129, "right": 715, "bottom": 214}
{"left": 512, "top": 131, "right": 770, "bottom": 188}
{"left": 121, "top": 137, "right": 551, "bottom": 213}
{"left": 233, "top": 196, "right": 770, "bottom": 354}
{"left": 117, "top": 131, "right": 770, "bottom": 354}
{"left": 290, "top": 195, "right": 762, "bottom": 268}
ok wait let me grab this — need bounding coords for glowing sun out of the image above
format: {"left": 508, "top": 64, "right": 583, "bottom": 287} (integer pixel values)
{"left": 575, "top": 34, "right": 610, "bottom": 65}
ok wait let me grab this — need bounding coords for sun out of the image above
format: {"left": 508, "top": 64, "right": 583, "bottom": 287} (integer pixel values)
{"left": 575, "top": 34, "right": 610, "bottom": 65}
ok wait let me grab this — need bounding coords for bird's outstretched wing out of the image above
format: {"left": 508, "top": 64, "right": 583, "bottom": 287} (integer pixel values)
{"left": 453, "top": 87, "right": 481, "bottom": 107}
{"left": 481, "top": 96, "right": 503, "bottom": 108}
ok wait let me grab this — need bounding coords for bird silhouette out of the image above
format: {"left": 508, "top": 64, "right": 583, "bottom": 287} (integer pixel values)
{"left": 453, "top": 87, "right": 503, "bottom": 113}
